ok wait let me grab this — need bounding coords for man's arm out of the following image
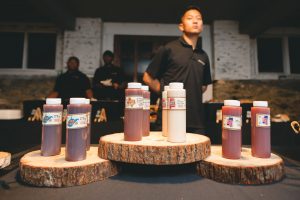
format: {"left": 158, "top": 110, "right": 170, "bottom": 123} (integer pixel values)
{"left": 47, "top": 91, "right": 59, "bottom": 98}
{"left": 143, "top": 72, "right": 160, "bottom": 93}
{"left": 85, "top": 89, "right": 93, "bottom": 99}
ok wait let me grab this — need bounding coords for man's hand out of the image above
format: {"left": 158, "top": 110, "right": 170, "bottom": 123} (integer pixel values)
{"left": 143, "top": 72, "right": 160, "bottom": 93}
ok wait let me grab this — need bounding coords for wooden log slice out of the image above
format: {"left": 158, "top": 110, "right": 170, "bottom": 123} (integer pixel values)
{"left": 99, "top": 132, "right": 211, "bottom": 165}
{"left": 20, "top": 147, "right": 119, "bottom": 187}
{"left": 196, "top": 146, "right": 285, "bottom": 184}
{"left": 0, "top": 151, "right": 11, "bottom": 169}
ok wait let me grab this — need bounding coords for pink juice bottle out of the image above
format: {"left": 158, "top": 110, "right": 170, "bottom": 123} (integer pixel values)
{"left": 251, "top": 101, "right": 271, "bottom": 158}
{"left": 41, "top": 98, "right": 63, "bottom": 156}
{"left": 83, "top": 98, "right": 92, "bottom": 151}
{"left": 142, "top": 85, "right": 150, "bottom": 136}
{"left": 162, "top": 85, "right": 169, "bottom": 137}
{"left": 222, "top": 100, "right": 242, "bottom": 159}
{"left": 66, "top": 98, "right": 87, "bottom": 161}
{"left": 124, "top": 82, "right": 143, "bottom": 141}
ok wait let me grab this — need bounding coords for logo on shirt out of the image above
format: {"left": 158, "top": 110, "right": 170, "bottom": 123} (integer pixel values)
{"left": 197, "top": 59, "right": 206, "bottom": 65}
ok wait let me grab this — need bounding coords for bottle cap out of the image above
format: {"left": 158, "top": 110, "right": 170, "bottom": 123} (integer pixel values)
{"left": 141, "top": 85, "right": 149, "bottom": 91}
{"left": 224, "top": 100, "right": 240, "bottom": 107}
{"left": 169, "top": 82, "right": 184, "bottom": 89}
{"left": 46, "top": 98, "right": 61, "bottom": 105}
{"left": 69, "top": 98, "right": 86, "bottom": 104}
{"left": 128, "top": 82, "right": 142, "bottom": 89}
{"left": 253, "top": 101, "right": 268, "bottom": 107}
{"left": 164, "top": 86, "right": 170, "bottom": 91}
{"left": 84, "top": 98, "right": 90, "bottom": 104}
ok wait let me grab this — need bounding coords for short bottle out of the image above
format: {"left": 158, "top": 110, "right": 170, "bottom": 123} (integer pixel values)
{"left": 124, "top": 82, "right": 143, "bottom": 141}
{"left": 83, "top": 98, "right": 92, "bottom": 151}
{"left": 167, "top": 82, "right": 186, "bottom": 143}
{"left": 162, "top": 85, "right": 169, "bottom": 137}
{"left": 66, "top": 98, "right": 88, "bottom": 161}
{"left": 251, "top": 101, "right": 271, "bottom": 158}
{"left": 41, "top": 98, "right": 63, "bottom": 156}
{"left": 222, "top": 100, "right": 242, "bottom": 159}
{"left": 141, "top": 85, "right": 150, "bottom": 136}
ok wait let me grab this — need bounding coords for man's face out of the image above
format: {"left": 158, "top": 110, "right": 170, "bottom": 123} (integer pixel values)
{"left": 179, "top": 9, "right": 203, "bottom": 35}
{"left": 67, "top": 59, "right": 79, "bottom": 71}
{"left": 103, "top": 55, "right": 113, "bottom": 65}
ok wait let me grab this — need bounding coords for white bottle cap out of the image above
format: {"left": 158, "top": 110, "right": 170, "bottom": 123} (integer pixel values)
{"left": 69, "top": 98, "right": 86, "bottom": 104}
{"left": 169, "top": 82, "right": 184, "bottom": 89}
{"left": 164, "top": 86, "right": 170, "bottom": 91}
{"left": 84, "top": 98, "right": 91, "bottom": 104}
{"left": 224, "top": 100, "right": 240, "bottom": 107}
{"left": 46, "top": 98, "right": 61, "bottom": 105}
{"left": 253, "top": 101, "right": 268, "bottom": 107}
{"left": 128, "top": 82, "right": 142, "bottom": 89}
{"left": 141, "top": 85, "right": 149, "bottom": 91}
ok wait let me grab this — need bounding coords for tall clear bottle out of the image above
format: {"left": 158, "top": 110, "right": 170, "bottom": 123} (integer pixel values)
{"left": 41, "top": 98, "right": 63, "bottom": 156}
{"left": 162, "top": 85, "right": 169, "bottom": 137}
{"left": 167, "top": 82, "right": 186, "bottom": 143}
{"left": 141, "top": 85, "right": 150, "bottom": 136}
{"left": 251, "top": 101, "right": 271, "bottom": 158}
{"left": 222, "top": 100, "right": 242, "bottom": 159}
{"left": 124, "top": 82, "right": 143, "bottom": 141}
{"left": 84, "top": 98, "right": 92, "bottom": 151}
{"left": 66, "top": 98, "right": 87, "bottom": 161}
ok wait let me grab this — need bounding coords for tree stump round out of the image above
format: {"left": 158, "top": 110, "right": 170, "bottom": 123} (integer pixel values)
{"left": 99, "top": 132, "right": 211, "bottom": 165}
{"left": 197, "top": 146, "right": 285, "bottom": 184}
{"left": 20, "top": 147, "right": 119, "bottom": 187}
{"left": 0, "top": 151, "right": 11, "bottom": 169}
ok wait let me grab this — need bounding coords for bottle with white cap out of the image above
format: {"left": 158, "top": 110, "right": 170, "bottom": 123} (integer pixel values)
{"left": 222, "top": 100, "right": 242, "bottom": 159}
{"left": 167, "top": 82, "right": 186, "bottom": 143}
{"left": 141, "top": 85, "right": 150, "bottom": 136}
{"left": 251, "top": 101, "right": 271, "bottom": 158}
{"left": 66, "top": 98, "right": 88, "bottom": 161}
{"left": 41, "top": 98, "right": 63, "bottom": 156}
{"left": 124, "top": 82, "right": 143, "bottom": 141}
{"left": 83, "top": 98, "right": 92, "bottom": 151}
{"left": 162, "top": 85, "right": 169, "bottom": 137}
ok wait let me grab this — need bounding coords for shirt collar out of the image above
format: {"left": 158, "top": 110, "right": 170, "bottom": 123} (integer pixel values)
{"left": 179, "top": 36, "right": 201, "bottom": 50}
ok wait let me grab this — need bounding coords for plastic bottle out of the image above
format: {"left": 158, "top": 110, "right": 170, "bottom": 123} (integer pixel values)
{"left": 66, "top": 98, "right": 87, "bottom": 161}
{"left": 162, "top": 85, "right": 169, "bottom": 137}
{"left": 83, "top": 98, "right": 92, "bottom": 151}
{"left": 141, "top": 85, "right": 150, "bottom": 136}
{"left": 222, "top": 100, "right": 242, "bottom": 159}
{"left": 124, "top": 82, "right": 143, "bottom": 141}
{"left": 41, "top": 98, "right": 63, "bottom": 156}
{"left": 251, "top": 101, "right": 271, "bottom": 158}
{"left": 167, "top": 82, "right": 186, "bottom": 143}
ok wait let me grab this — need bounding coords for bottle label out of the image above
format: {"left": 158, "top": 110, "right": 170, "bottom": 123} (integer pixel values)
{"left": 42, "top": 112, "right": 62, "bottom": 125}
{"left": 143, "top": 99, "right": 150, "bottom": 110}
{"left": 66, "top": 114, "right": 87, "bottom": 129}
{"left": 256, "top": 114, "right": 270, "bottom": 127}
{"left": 125, "top": 96, "right": 143, "bottom": 109}
{"left": 87, "top": 112, "right": 91, "bottom": 124}
{"left": 223, "top": 115, "right": 242, "bottom": 130}
{"left": 162, "top": 98, "right": 168, "bottom": 109}
{"left": 168, "top": 97, "right": 186, "bottom": 110}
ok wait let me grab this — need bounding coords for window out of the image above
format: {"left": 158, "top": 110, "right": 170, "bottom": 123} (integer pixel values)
{"left": 0, "top": 32, "right": 57, "bottom": 70}
{"left": 288, "top": 37, "right": 300, "bottom": 74}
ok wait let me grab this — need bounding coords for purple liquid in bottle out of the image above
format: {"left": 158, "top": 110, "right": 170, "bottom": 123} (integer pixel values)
{"left": 83, "top": 99, "right": 92, "bottom": 150}
{"left": 142, "top": 85, "right": 150, "bottom": 136}
{"left": 66, "top": 98, "right": 87, "bottom": 161}
{"left": 41, "top": 98, "right": 63, "bottom": 156}
{"left": 124, "top": 82, "right": 143, "bottom": 141}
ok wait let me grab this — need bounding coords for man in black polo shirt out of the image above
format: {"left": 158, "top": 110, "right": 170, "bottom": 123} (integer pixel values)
{"left": 143, "top": 6, "right": 212, "bottom": 134}
{"left": 48, "top": 56, "right": 93, "bottom": 100}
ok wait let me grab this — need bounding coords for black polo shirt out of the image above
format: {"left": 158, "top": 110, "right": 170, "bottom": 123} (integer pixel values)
{"left": 54, "top": 70, "right": 91, "bottom": 100}
{"left": 146, "top": 37, "right": 212, "bottom": 130}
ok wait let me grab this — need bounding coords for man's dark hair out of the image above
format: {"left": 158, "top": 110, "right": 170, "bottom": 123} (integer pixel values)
{"left": 67, "top": 56, "right": 80, "bottom": 64}
{"left": 103, "top": 50, "right": 114, "bottom": 58}
{"left": 179, "top": 5, "right": 202, "bottom": 22}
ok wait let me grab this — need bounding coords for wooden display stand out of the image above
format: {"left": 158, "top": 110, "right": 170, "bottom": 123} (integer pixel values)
{"left": 196, "top": 146, "right": 285, "bottom": 184}
{"left": 20, "top": 147, "right": 119, "bottom": 187}
{"left": 0, "top": 151, "right": 11, "bottom": 169}
{"left": 99, "top": 132, "right": 211, "bottom": 165}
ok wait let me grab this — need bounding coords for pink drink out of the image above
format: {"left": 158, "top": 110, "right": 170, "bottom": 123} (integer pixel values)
{"left": 162, "top": 86, "right": 169, "bottom": 137}
{"left": 142, "top": 86, "right": 150, "bottom": 136}
{"left": 251, "top": 101, "right": 271, "bottom": 158}
{"left": 41, "top": 98, "right": 63, "bottom": 156}
{"left": 222, "top": 100, "right": 242, "bottom": 159}
{"left": 83, "top": 99, "right": 92, "bottom": 150}
{"left": 66, "top": 98, "right": 87, "bottom": 161}
{"left": 124, "top": 82, "right": 143, "bottom": 141}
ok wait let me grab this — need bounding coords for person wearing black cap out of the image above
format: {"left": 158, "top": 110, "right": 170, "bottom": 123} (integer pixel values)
{"left": 143, "top": 6, "right": 212, "bottom": 134}
{"left": 92, "top": 50, "right": 125, "bottom": 100}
